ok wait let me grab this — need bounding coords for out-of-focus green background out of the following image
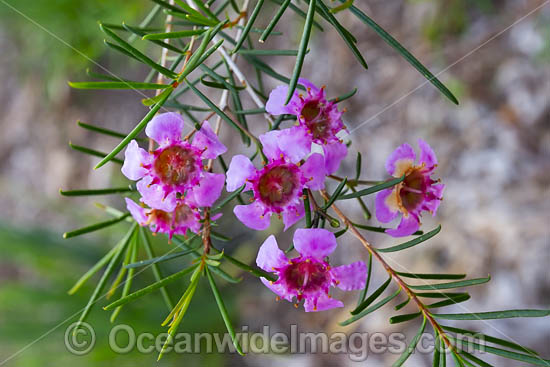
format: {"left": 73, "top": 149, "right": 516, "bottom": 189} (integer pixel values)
{"left": 0, "top": 0, "right": 548, "bottom": 366}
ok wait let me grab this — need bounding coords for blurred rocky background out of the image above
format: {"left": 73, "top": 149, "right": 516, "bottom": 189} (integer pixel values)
{"left": 0, "top": 0, "right": 548, "bottom": 366}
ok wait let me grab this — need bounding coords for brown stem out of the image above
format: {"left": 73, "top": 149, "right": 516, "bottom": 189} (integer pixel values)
{"left": 319, "top": 189, "right": 458, "bottom": 354}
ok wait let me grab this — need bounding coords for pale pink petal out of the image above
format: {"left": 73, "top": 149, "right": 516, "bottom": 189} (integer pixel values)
{"left": 385, "top": 143, "right": 416, "bottom": 177}
{"left": 304, "top": 294, "right": 343, "bottom": 312}
{"left": 265, "top": 85, "right": 301, "bottom": 116}
{"left": 191, "top": 172, "right": 225, "bottom": 207}
{"left": 137, "top": 176, "right": 178, "bottom": 212}
{"left": 322, "top": 141, "right": 347, "bottom": 174}
{"left": 298, "top": 77, "right": 320, "bottom": 93}
{"left": 234, "top": 202, "right": 271, "bottom": 230}
{"left": 418, "top": 138, "right": 437, "bottom": 169}
{"left": 282, "top": 203, "right": 305, "bottom": 231}
{"left": 331, "top": 261, "right": 367, "bottom": 291}
{"left": 386, "top": 214, "right": 420, "bottom": 237}
{"left": 301, "top": 153, "right": 326, "bottom": 190}
{"left": 226, "top": 155, "right": 255, "bottom": 192}
{"left": 256, "top": 235, "right": 288, "bottom": 271}
{"left": 277, "top": 126, "right": 312, "bottom": 163}
{"left": 145, "top": 112, "right": 185, "bottom": 147}
{"left": 259, "top": 130, "right": 284, "bottom": 161}
{"left": 191, "top": 120, "right": 227, "bottom": 159}
{"left": 121, "top": 140, "right": 151, "bottom": 180}
{"left": 260, "top": 278, "right": 293, "bottom": 301}
{"left": 293, "top": 228, "right": 337, "bottom": 259}
{"left": 125, "top": 198, "right": 148, "bottom": 225}
{"left": 375, "top": 188, "right": 399, "bottom": 223}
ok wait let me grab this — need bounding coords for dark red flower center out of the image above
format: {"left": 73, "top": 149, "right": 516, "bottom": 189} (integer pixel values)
{"left": 301, "top": 100, "right": 331, "bottom": 140}
{"left": 283, "top": 258, "right": 329, "bottom": 293}
{"left": 257, "top": 165, "right": 300, "bottom": 206}
{"left": 399, "top": 168, "right": 427, "bottom": 212}
{"left": 154, "top": 145, "right": 198, "bottom": 186}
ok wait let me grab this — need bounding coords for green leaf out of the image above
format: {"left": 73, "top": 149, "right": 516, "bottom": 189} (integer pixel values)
{"left": 392, "top": 316, "right": 427, "bottom": 366}
{"left": 344, "top": 2, "right": 459, "bottom": 105}
{"left": 316, "top": 0, "right": 368, "bottom": 69}
{"left": 441, "top": 325, "right": 538, "bottom": 356}
{"left": 433, "top": 309, "right": 550, "bottom": 321}
{"left": 104, "top": 40, "right": 142, "bottom": 61}
{"left": 433, "top": 333, "right": 441, "bottom": 367}
{"left": 236, "top": 49, "right": 299, "bottom": 56}
{"left": 75, "top": 224, "right": 136, "bottom": 328}
{"left": 415, "top": 292, "right": 470, "bottom": 299}
{"left": 85, "top": 68, "right": 131, "bottom": 82}
{"left": 396, "top": 272, "right": 466, "bottom": 280}
{"left": 143, "top": 29, "right": 206, "bottom": 40}
{"left": 100, "top": 23, "right": 178, "bottom": 79}
{"left": 377, "top": 225, "right": 441, "bottom": 253}
{"left": 356, "top": 253, "right": 372, "bottom": 307}
{"left": 408, "top": 276, "right": 491, "bottom": 291}
{"left": 142, "top": 87, "right": 174, "bottom": 106}
{"left": 205, "top": 267, "right": 245, "bottom": 355}
{"left": 69, "top": 142, "right": 123, "bottom": 165}
{"left": 190, "top": 0, "right": 218, "bottom": 20}
{"left": 103, "top": 263, "right": 199, "bottom": 310}
{"left": 270, "top": 0, "right": 324, "bottom": 31}
{"left": 60, "top": 187, "right": 133, "bottom": 196}
{"left": 77, "top": 121, "right": 144, "bottom": 140}
{"left": 122, "top": 22, "right": 186, "bottom": 54}
{"left": 210, "top": 245, "right": 276, "bottom": 281}
{"left": 338, "top": 175, "right": 405, "bottom": 200}
{"left": 233, "top": 0, "right": 265, "bottom": 53}
{"left": 458, "top": 351, "right": 494, "bottom": 367}
{"left": 322, "top": 177, "right": 348, "bottom": 210}
{"left": 395, "top": 297, "right": 411, "bottom": 311}
{"left": 285, "top": 0, "right": 316, "bottom": 104}
{"left": 450, "top": 352, "right": 466, "bottom": 367}
{"left": 340, "top": 287, "right": 401, "bottom": 326}
{"left": 351, "top": 276, "right": 391, "bottom": 315}
{"left": 354, "top": 152, "right": 362, "bottom": 181}
{"left": 427, "top": 293, "right": 470, "bottom": 308}
{"left": 330, "top": 87, "right": 358, "bottom": 103}
{"left": 303, "top": 188, "right": 312, "bottom": 228}
{"left": 68, "top": 244, "right": 119, "bottom": 295}
{"left": 260, "top": 0, "right": 290, "bottom": 43}
{"left": 63, "top": 213, "right": 130, "bottom": 238}
{"left": 110, "top": 237, "right": 138, "bottom": 322}
{"left": 141, "top": 229, "right": 174, "bottom": 309}
{"left": 389, "top": 312, "right": 422, "bottom": 324}
{"left": 234, "top": 108, "right": 266, "bottom": 115}
{"left": 125, "top": 248, "right": 198, "bottom": 269}
{"left": 94, "top": 88, "right": 172, "bottom": 169}
{"left": 212, "top": 185, "right": 246, "bottom": 212}
{"left": 449, "top": 337, "right": 550, "bottom": 366}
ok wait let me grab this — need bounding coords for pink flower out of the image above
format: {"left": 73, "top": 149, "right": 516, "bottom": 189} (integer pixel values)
{"left": 256, "top": 229, "right": 367, "bottom": 312}
{"left": 375, "top": 139, "right": 445, "bottom": 237}
{"left": 121, "top": 112, "right": 226, "bottom": 212}
{"left": 125, "top": 197, "right": 201, "bottom": 239}
{"left": 226, "top": 131, "right": 326, "bottom": 231}
{"left": 265, "top": 78, "right": 347, "bottom": 174}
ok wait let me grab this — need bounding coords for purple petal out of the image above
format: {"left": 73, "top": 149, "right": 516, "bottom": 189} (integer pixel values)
{"left": 277, "top": 126, "right": 312, "bottom": 163}
{"left": 234, "top": 202, "right": 271, "bottom": 230}
{"left": 125, "top": 198, "right": 148, "bottom": 225}
{"left": 331, "top": 261, "right": 367, "bottom": 291}
{"left": 386, "top": 214, "right": 420, "bottom": 237}
{"left": 385, "top": 143, "right": 416, "bottom": 177}
{"left": 298, "top": 77, "right": 320, "bottom": 93}
{"left": 375, "top": 188, "right": 399, "bottom": 223}
{"left": 426, "top": 184, "right": 445, "bottom": 216}
{"left": 226, "top": 155, "right": 256, "bottom": 192}
{"left": 304, "top": 294, "right": 343, "bottom": 312}
{"left": 293, "top": 228, "right": 337, "bottom": 259}
{"left": 256, "top": 235, "right": 288, "bottom": 271}
{"left": 121, "top": 140, "right": 151, "bottom": 180}
{"left": 260, "top": 277, "right": 293, "bottom": 302}
{"left": 418, "top": 138, "right": 437, "bottom": 169}
{"left": 265, "top": 85, "right": 301, "bottom": 116}
{"left": 191, "top": 120, "right": 227, "bottom": 159}
{"left": 191, "top": 172, "right": 225, "bottom": 207}
{"left": 259, "top": 130, "right": 284, "bottom": 161}
{"left": 145, "top": 112, "right": 185, "bottom": 147}
{"left": 137, "top": 176, "right": 178, "bottom": 212}
{"left": 282, "top": 203, "right": 305, "bottom": 231}
{"left": 301, "top": 153, "right": 326, "bottom": 190}
{"left": 322, "top": 141, "right": 347, "bottom": 174}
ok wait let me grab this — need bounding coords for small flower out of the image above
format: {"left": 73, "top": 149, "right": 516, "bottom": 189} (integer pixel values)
{"left": 256, "top": 229, "right": 367, "bottom": 312}
{"left": 125, "top": 197, "right": 201, "bottom": 239}
{"left": 121, "top": 112, "right": 226, "bottom": 212}
{"left": 265, "top": 78, "right": 347, "bottom": 174}
{"left": 375, "top": 139, "right": 445, "bottom": 237}
{"left": 226, "top": 131, "right": 326, "bottom": 231}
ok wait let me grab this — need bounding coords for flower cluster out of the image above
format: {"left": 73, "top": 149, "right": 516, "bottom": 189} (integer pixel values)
{"left": 122, "top": 112, "right": 226, "bottom": 238}
{"left": 120, "top": 80, "right": 445, "bottom": 312}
